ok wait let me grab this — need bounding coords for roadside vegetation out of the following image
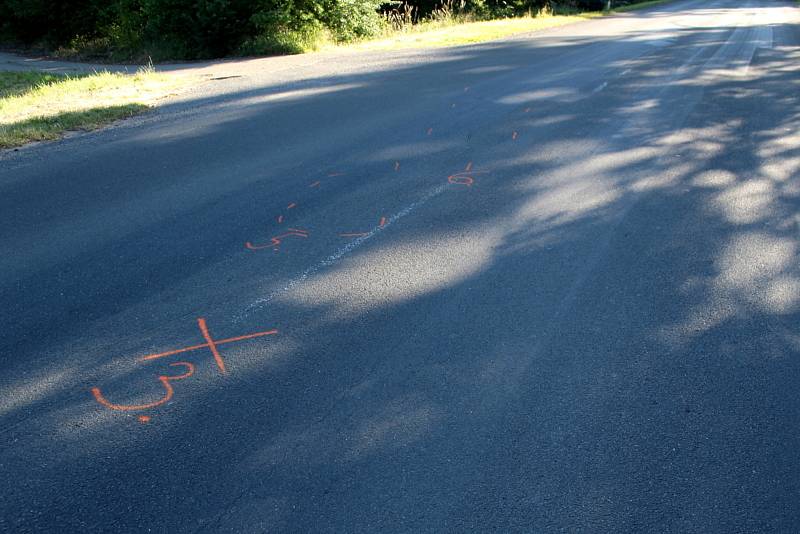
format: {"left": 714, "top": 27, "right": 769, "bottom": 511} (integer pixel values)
{"left": 340, "top": 8, "right": 600, "bottom": 51}
{"left": 0, "top": 0, "right": 669, "bottom": 62}
{"left": 0, "top": 69, "right": 183, "bottom": 149}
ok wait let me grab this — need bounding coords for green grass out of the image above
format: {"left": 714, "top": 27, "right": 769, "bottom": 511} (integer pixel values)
{"left": 0, "top": 69, "right": 184, "bottom": 149}
{"left": 318, "top": 0, "right": 674, "bottom": 53}
{"left": 609, "top": 0, "right": 675, "bottom": 13}
{"left": 236, "top": 0, "right": 675, "bottom": 56}
{"left": 337, "top": 13, "right": 600, "bottom": 52}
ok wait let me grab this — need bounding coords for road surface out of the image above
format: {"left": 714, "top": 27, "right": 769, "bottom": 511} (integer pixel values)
{"left": 2, "top": 0, "right": 800, "bottom": 531}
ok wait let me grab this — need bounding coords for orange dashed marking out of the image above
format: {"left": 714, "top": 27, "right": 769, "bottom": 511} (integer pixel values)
{"left": 465, "top": 161, "right": 473, "bottom": 172}
{"left": 287, "top": 203, "right": 296, "bottom": 209}
{"left": 309, "top": 181, "right": 321, "bottom": 188}
{"left": 341, "top": 217, "right": 386, "bottom": 237}
{"left": 138, "top": 415, "right": 151, "bottom": 423}
{"left": 327, "top": 172, "right": 345, "bottom": 177}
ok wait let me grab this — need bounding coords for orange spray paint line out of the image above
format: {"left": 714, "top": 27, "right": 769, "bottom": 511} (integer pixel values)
{"left": 465, "top": 162, "right": 473, "bottom": 172}
{"left": 277, "top": 215, "right": 284, "bottom": 224}
{"left": 197, "top": 318, "right": 226, "bottom": 374}
{"left": 91, "top": 362, "right": 194, "bottom": 412}
{"left": 138, "top": 415, "right": 151, "bottom": 423}
{"left": 339, "top": 232, "right": 368, "bottom": 238}
{"left": 309, "top": 181, "right": 321, "bottom": 188}
{"left": 379, "top": 217, "right": 387, "bottom": 227}
{"left": 287, "top": 203, "right": 296, "bottom": 209}
{"left": 246, "top": 229, "right": 308, "bottom": 250}
{"left": 512, "top": 131, "right": 518, "bottom": 140}
{"left": 327, "top": 172, "right": 345, "bottom": 177}
{"left": 448, "top": 174, "right": 474, "bottom": 186}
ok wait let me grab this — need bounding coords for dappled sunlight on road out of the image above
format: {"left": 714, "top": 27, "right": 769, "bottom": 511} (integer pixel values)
{"left": 280, "top": 230, "right": 499, "bottom": 318}
{"left": 3, "top": 0, "right": 800, "bottom": 530}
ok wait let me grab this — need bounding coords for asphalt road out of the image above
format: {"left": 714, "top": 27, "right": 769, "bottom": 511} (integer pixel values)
{"left": 2, "top": 0, "right": 800, "bottom": 531}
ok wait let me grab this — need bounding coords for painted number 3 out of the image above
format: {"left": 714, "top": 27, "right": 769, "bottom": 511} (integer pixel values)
{"left": 91, "top": 361, "right": 195, "bottom": 411}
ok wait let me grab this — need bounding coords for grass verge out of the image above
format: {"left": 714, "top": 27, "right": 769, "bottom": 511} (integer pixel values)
{"left": 0, "top": 69, "right": 184, "bottom": 149}
{"left": 610, "top": 0, "right": 676, "bottom": 13}
{"left": 338, "top": 13, "right": 600, "bottom": 52}
{"left": 327, "top": 0, "right": 674, "bottom": 53}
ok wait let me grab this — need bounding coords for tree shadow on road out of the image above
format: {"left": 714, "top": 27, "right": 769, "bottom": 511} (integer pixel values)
{"left": 1, "top": 6, "right": 800, "bottom": 531}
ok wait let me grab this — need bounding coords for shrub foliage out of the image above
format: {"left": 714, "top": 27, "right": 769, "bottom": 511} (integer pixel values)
{"left": 0, "top": 0, "right": 385, "bottom": 58}
{"left": 0, "top": 0, "right": 622, "bottom": 59}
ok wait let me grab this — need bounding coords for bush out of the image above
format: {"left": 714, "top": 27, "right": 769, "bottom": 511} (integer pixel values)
{"left": 0, "top": 0, "right": 387, "bottom": 59}
{"left": 239, "top": 22, "right": 329, "bottom": 56}
{"left": 0, "top": 0, "right": 622, "bottom": 59}
{"left": 321, "top": 0, "right": 384, "bottom": 41}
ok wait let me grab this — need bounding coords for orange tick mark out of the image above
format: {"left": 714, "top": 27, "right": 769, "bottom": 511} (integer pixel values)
{"left": 309, "top": 181, "right": 321, "bottom": 188}
{"left": 138, "top": 415, "right": 151, "bottom": 423}
{"left": 512, "top": 131, "right": 518, "bottom": 140}
{"left": 287, "top": 203, "right": 296, "bottom": 209}
{"left": 379, "top": 217, "right": 387, "bottom": 227}
{"left": 465, "top": 161, "right": 473, "bottom": 172}
{"left": 277, "top": 215, "right": 284, "bottom": 224}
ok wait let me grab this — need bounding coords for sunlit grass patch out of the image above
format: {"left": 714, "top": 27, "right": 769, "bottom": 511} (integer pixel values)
{"left": 335, "top": 13, "right": 600, "bottom": 52}
{"left": 610, "top": 0, "right": 675, "bottom": 12}
{"left": 331, "top": 0, "right": 673, "bottom": 53}
{"left": 0, "top": 69, "right": 184, "bottom": 149}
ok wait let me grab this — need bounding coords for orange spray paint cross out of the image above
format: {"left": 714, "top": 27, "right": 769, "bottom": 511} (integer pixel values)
{"left": 91, "top": 318, "right": 278, "bottom": 415}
